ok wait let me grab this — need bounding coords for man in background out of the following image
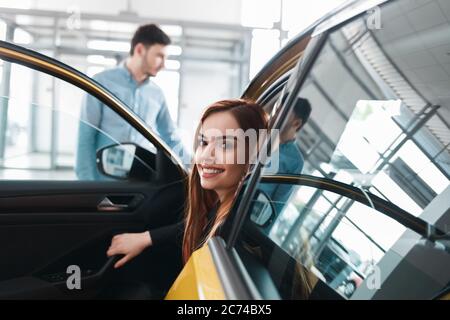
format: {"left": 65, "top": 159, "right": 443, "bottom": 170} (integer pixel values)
{"left": 76, "top": 24, "right": 187, "bottom": 180}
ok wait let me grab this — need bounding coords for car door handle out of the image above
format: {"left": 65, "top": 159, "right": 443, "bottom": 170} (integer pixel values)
{"left": 97, "top": 197, "right": 129, "bottom": 211}
{"left": 97, "top": 194, "right": 145, "bottom": 212}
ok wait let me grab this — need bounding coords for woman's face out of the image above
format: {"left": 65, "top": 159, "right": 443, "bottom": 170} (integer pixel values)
{"left": 195, "top": 111, "right": 247, "bottom": 201}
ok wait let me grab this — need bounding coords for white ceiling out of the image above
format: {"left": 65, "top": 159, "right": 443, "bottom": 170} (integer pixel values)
{"left": 0, "top": 0, "right": 245, "bottom": 25}
{"left": 374, "top": 0, "right": 450, "bottom": 146}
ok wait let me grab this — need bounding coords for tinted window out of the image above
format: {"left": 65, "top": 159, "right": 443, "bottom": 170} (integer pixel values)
{"left": 237, "top": 0, "right": 450, "bottom": 300}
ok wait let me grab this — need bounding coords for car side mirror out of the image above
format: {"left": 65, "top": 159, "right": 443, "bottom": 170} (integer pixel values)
{"left": 96, "top": 143, "right": 155, "bottom": 181}
{"left": 250, "top": 190, "right": 276, "bottom": 227}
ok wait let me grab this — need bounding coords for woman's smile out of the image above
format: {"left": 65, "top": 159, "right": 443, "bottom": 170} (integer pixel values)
{"left": 198, "top": 164, "right": 225, "bottom": 179}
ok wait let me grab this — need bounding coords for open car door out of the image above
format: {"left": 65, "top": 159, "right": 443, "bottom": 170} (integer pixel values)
{"left": 0, "top": 41, "right": 187, "bottom": 299}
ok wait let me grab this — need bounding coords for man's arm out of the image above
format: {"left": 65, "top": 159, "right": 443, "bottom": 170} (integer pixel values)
{"left": 75, "top": 93, "right": 103, "bottom": 180}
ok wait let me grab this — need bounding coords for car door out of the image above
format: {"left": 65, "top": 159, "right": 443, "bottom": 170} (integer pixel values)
{"left": 0, "top": 40, "right": 187, "bottom": 299}
{"left": 235, "top": 174, "right": 449, "bottom": 300}
{"left": 165, "top": 13, "right": 326, "bottom": 300}
{"left": 166, "top": 0, "right": 450, "bottom": 300}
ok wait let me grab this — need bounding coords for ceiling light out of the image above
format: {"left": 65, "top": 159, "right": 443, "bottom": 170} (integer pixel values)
{"left": 87, "top": 40, "right": 130, "bottom": 52}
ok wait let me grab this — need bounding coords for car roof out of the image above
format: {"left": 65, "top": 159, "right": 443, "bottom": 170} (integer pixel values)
{"left": 242, "top": 0, "right": 390, "bottom": 101}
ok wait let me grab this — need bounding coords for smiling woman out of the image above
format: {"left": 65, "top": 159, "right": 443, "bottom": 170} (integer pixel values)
{"left": 184, "top": 99, "right": 269, "bottom": 263}
{"left": 107, "top": 99, "right": 269, "bottom": 270}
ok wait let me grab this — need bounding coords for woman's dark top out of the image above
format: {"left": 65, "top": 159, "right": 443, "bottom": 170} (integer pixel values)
{"left": 149, "top": 204, "right": 218, "bottom": 247}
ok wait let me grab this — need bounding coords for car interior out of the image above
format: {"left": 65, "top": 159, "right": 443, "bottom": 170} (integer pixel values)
{"left": 0, "top": 145, "right": 186, "bottom": 299}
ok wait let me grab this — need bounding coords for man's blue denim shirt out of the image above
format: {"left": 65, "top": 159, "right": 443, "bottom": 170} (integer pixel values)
{"left": 76, "top": 63, "right": 188, "bottom": 180}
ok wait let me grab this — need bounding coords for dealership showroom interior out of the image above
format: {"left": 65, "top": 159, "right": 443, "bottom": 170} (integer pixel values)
{"left": 0, "top": 0, "right": 449, "bottom": 301}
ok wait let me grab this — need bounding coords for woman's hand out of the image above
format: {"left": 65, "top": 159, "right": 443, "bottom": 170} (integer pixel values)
{"left": 107, "top": 231, "right": 152, "bottom": 268}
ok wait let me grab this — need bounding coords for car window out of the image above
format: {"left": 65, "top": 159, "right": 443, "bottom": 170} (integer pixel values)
{"left": 241, "top": 177, "right": 449, "bottom": 299}
{"left": 0, "top": 59, "right": 156, "bottom": 180}
{"left": 236, "top": 0, "right": 450, "bottom": 300}
{"left": 278, "top": 0, "right": 449, "bottom": 215}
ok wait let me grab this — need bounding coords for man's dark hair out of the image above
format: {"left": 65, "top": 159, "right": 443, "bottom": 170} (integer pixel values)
{"left": 130, "top": 24, "right": 171, "bottom": 55}
{"left": 281, "top": 95, "right": 312, "bottom": 127}
{"left": 292, "top": 97, "right": 312, "bottom": 126}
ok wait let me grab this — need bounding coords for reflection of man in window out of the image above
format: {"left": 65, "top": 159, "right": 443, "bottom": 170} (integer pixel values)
{"left": 259, "top": 97, "right": 311, "bottom": 230}
{"left": 265, "top": 97, "right": 311, "bottom": 176}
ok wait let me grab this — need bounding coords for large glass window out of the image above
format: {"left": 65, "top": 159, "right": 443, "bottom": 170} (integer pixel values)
{"left": 0, "top": 60, "right": 154, "bottom": 180}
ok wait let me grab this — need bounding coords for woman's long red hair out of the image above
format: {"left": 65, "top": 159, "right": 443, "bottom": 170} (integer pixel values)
{"left": 182, "top": 99, "right": 268, "bottom": 264}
